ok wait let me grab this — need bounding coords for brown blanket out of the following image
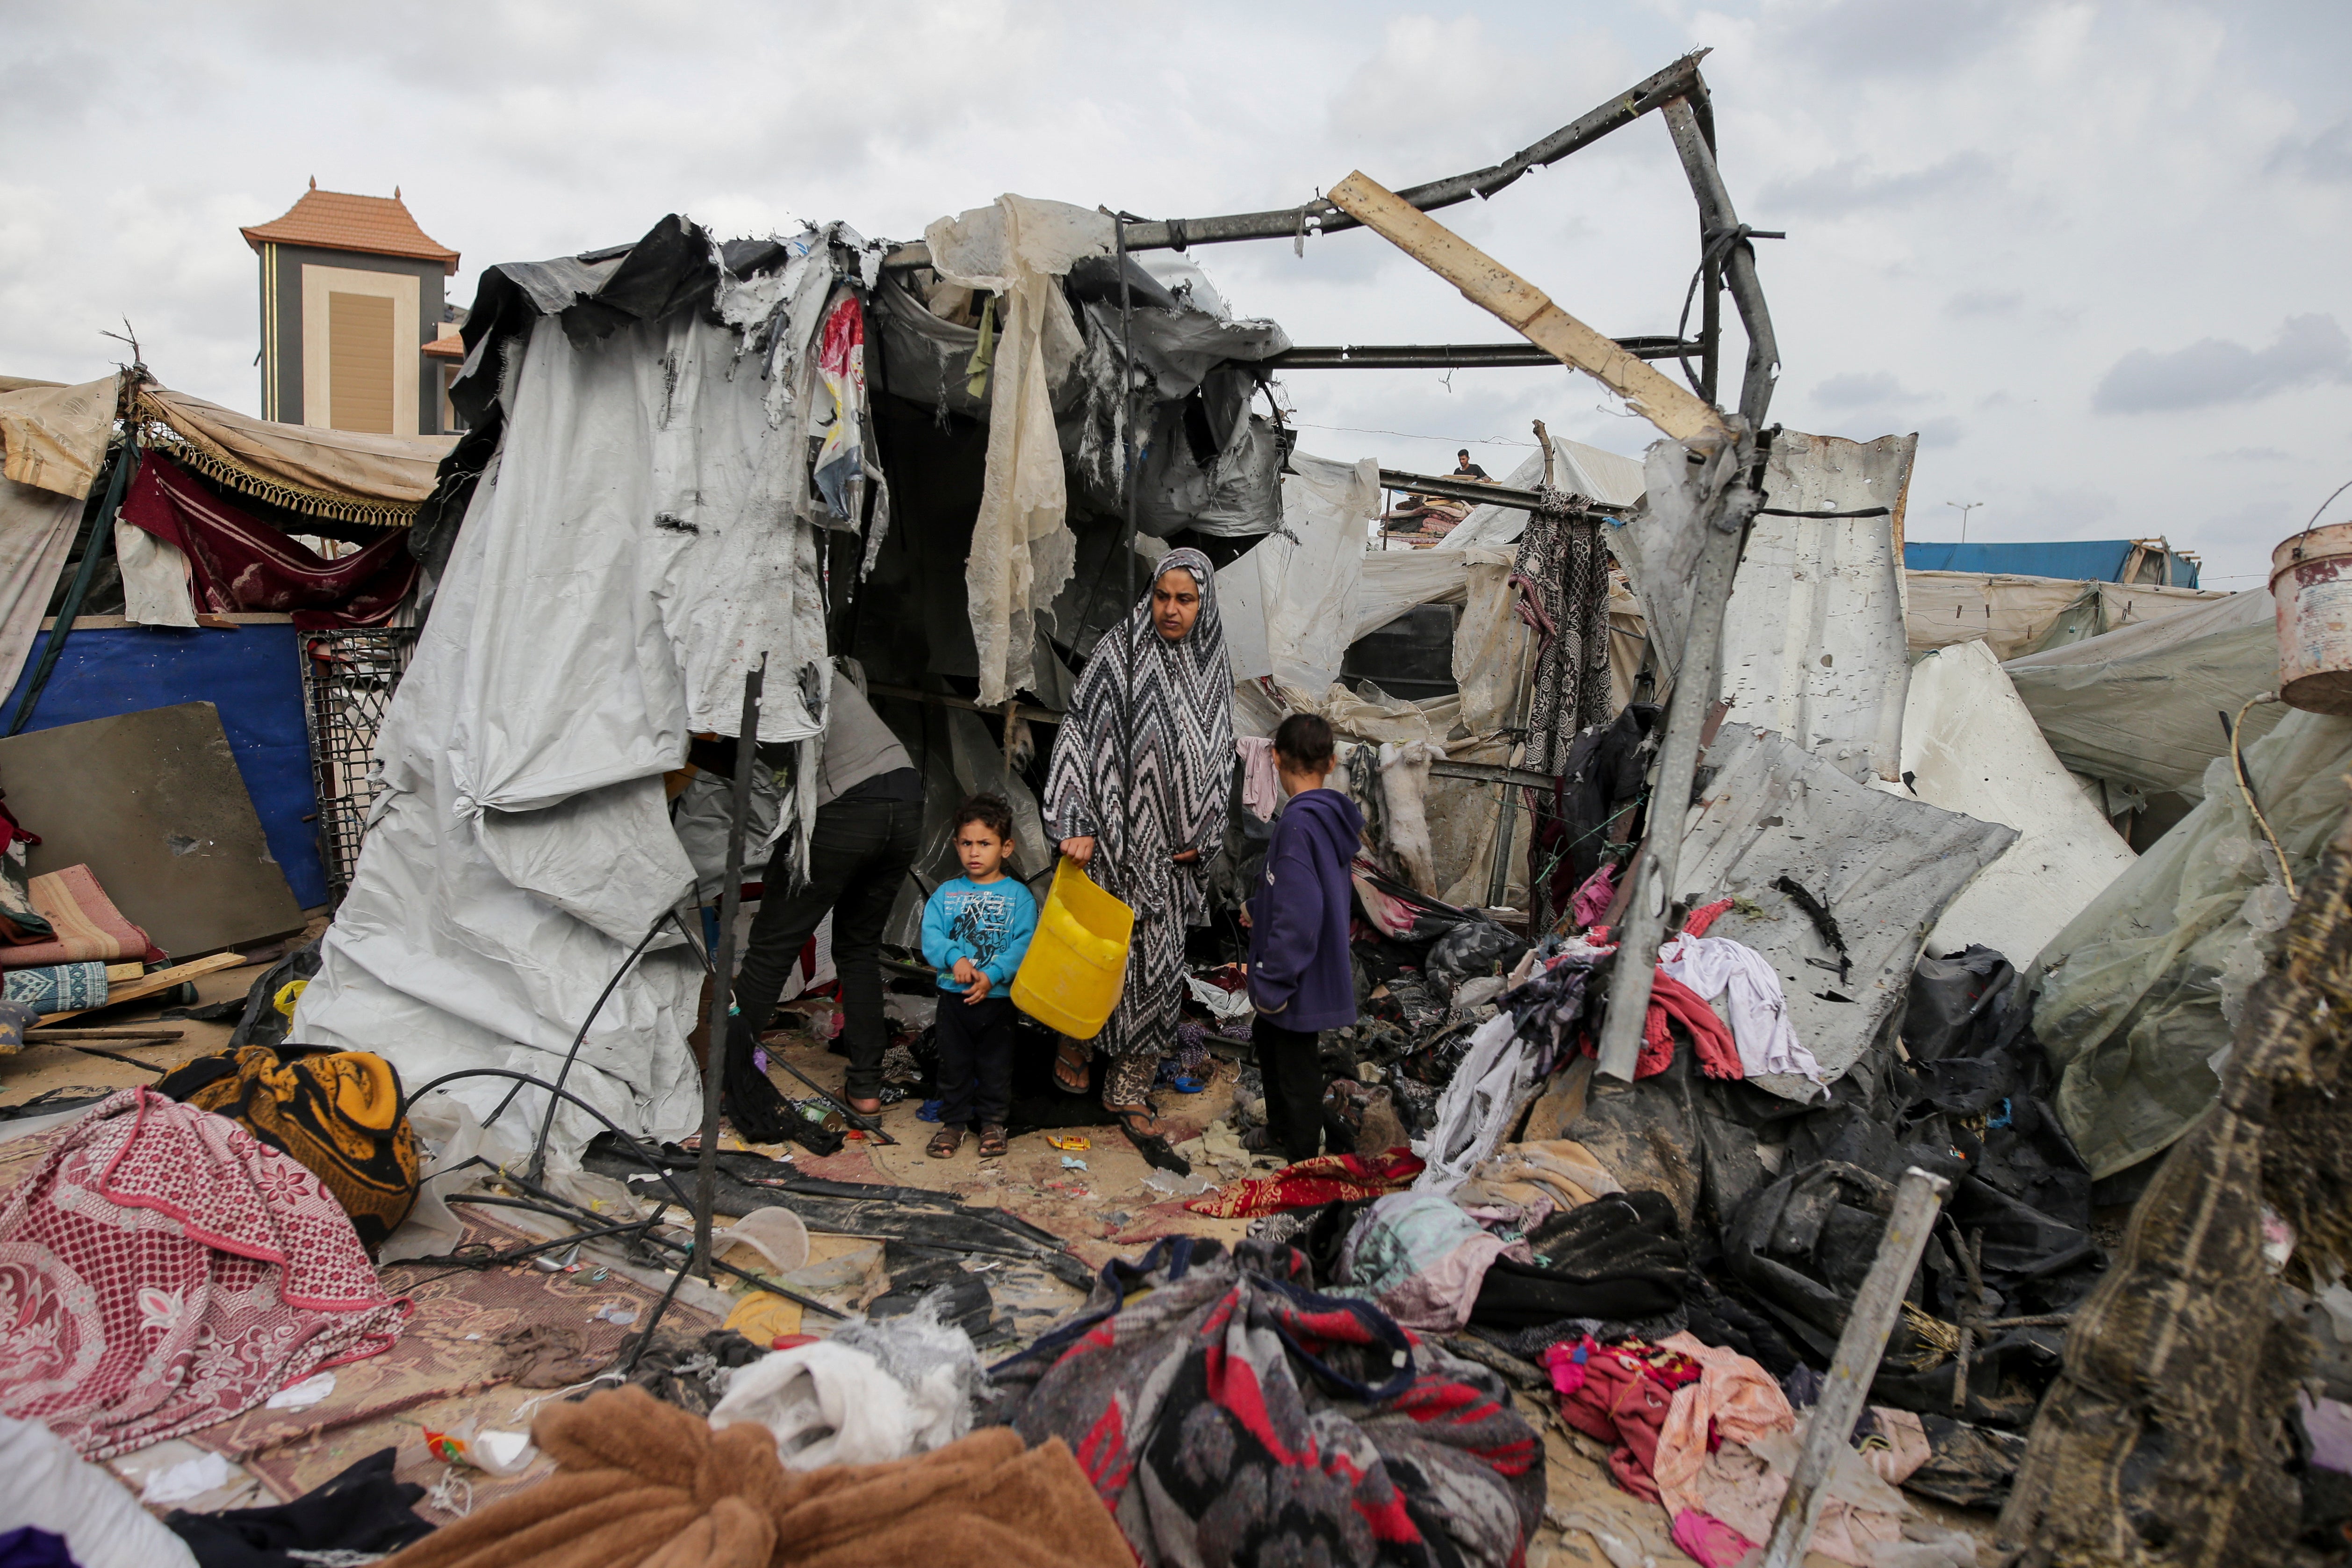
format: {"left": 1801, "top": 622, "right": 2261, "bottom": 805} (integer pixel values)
{"left": 383, "top": 1386, "right": 1132, "bottom": 1568}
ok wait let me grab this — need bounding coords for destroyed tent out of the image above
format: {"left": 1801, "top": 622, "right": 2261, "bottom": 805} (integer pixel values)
{"left": 2001, "top": 585, "right": 2283, "bottom": 806}
{"left": 0, "top": 373, "right": 450, "bottom": 914}
{"left": 1905, "top": 570, "right": 2223, "bottom": 663}
{"left": 293, "top": 215, "right": 849, "bottom": 1153}
{"left": 2030, "top": 705, "right": 2352, "bottom": 1180}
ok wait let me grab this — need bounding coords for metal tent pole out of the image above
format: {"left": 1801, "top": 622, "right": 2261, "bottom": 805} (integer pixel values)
{"left": 695, "top": 655, "right": 765, "bottom": 1280}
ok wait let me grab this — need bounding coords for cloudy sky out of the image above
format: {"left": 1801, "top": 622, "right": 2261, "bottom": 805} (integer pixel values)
{"left": 5, "top": 0, "right": 2347, "bottom": 587}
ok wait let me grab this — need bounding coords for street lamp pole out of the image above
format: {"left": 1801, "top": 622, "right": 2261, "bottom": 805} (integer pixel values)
{"left": 1945, "top": 500, "right": 1983, "bottom": 543}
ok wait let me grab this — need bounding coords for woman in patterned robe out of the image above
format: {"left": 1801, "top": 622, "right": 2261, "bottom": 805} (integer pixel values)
{"left": 1042, "top": 549, "right": 1233, "bottom": 1151}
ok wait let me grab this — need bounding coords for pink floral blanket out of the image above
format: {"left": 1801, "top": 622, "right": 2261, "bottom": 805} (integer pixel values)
{"left": 0, "top": 1087, "right": 409, "bottom": 1458}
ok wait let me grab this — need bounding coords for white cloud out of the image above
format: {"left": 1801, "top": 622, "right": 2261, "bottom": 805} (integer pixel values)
{"left": 2094, "top": 315, "right": 2352, "bottom": 413}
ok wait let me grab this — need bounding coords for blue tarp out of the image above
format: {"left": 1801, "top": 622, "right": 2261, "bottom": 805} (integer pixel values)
{"left": 0, "top": 623, "right": 324, "bottom": 906}
{"left": 1903, "top": 539, "right": 2201, "bottom": 588}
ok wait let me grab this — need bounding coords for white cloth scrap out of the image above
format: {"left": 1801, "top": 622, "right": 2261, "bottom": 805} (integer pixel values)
{"left": 1659, "top": 932, "right": 1824, "bottom": 1085}
{"left": 1412, "top": 1011, "right": 1540, "bottom": 1194}
{"left": 0, "top": 1416, "right": 199, "bottom": 1568}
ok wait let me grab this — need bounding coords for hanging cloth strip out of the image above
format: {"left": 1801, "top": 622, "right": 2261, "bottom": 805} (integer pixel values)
{"left": 118, "top": 454, "right": 416, "bottom": 628}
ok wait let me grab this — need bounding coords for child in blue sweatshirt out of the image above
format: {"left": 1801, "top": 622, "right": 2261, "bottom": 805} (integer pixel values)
{"left": 920, "top": 795, "right": 1038, "bottom": 1160}
{"left": 1247, "top": 714, "right": 1365, "bottom": 1161}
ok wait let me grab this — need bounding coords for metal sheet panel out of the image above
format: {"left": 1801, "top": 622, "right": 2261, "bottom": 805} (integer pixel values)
{"left": 1718, "top": 430, "right": 1919, "bottom": 783}
{"left": 1670, "top": 723, "right": 2017, "bottom": 1098}
{"left": 0, "top": 699, "right": 305, "bottom": 956}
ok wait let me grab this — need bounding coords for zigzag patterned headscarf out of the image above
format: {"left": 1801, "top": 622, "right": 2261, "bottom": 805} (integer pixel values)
{"left": 1043, "top": 547, "right": 1233, "bottom": 920}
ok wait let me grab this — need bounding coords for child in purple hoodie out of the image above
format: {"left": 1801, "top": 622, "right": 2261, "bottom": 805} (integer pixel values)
{"left": 1246, "top": 713, "right": 1366, "bottom": 1161}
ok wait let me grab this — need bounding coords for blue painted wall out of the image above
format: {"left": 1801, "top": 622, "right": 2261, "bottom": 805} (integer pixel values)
{"left": 0, "top": 623, "right": 325, "bottom": 907}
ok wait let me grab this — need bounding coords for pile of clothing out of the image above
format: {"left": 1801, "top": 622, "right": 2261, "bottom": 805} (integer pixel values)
{"left": 988, "top": 1237, "right": 1544, "bottom": 1567}
{"left": 1544, "top": 1331, "right": 1946, "bottom": 1566}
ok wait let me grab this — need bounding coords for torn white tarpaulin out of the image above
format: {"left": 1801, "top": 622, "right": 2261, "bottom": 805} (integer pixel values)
{"left": 1884, "top": 639, "right": 2136, "bottom": 967}
{"left": 114, "top": 519, "right": 196, "bottom": 627}
{"left": 1905, "top": 570, "right": 2223, "bottom": 662}
{"left": 294, "top": 458, "right": 707, "bottom": 1157}
{"left": 1451, "top": 551, "right": 1535, "bottom": 734}
{"left": 1716, "top": 430, "right": 1918, "bottom": 783}
{"left": 447, "top": 312, "right": 830, "bottom": 813}
{"left": 2002, "top": 586, "right": 2283, "bottom": 800}
{"left": 0, "top": 477, "right": 84, "bottom": 694}
{"left": 1216, "top": 451, "right": 1377, "bottom": 695}
{"left": 1669, "top": 723, "right": 2018, "bottom": 1098}
{"left": 926, "top": 195, "right": 1109, "bottom": 706}
{"left": 298, "top": 296, "right": 832, "bottom": 1156}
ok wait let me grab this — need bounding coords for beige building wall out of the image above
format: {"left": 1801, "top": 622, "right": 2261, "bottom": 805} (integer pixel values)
{"left": 300, "top": 264, "right": 419, "bottom": 435}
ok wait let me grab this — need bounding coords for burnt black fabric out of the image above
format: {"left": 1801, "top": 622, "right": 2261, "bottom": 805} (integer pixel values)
{"left": 1472, "top": 1256, "right": 1682, "bottom": 1328}
{"left": 1472, "top": 1192, "right": 1692, "bottom": 1330}
{"left": 1526, "top": 703, "right": 1658, "bottom": 922}
{"left": 1903, "top": 1414, "right": 2029, "bottom": 1511}
{"left": 1682, "top": 1276, "right": 1808, "bottom": 1379}
{"left": 166, "top": 1448, "right": 431, "bottom": 1567}
{"left": 167, "top": 942, "right": 323, "bottom": 1051}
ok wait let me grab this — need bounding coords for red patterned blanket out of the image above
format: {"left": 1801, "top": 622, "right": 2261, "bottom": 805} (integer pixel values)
{"left": 0, "top": 1087, "right": 409, "bottom": 1458}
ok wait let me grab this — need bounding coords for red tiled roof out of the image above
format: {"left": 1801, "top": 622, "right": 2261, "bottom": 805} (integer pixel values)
{"left": 243, "top": 186, "right": 459, "bottom": 274}
{"left": 420, "top": 334, "right": 467, "bottom": 360}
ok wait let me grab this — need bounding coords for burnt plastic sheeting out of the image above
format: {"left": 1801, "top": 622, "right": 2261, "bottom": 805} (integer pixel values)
{"left": 869, "top": 1255, "right": 994, "bottom": 1341}
{"left": 1064, "top": 254, "right": 1180, "bottom": 312}
{"left": 1904, "top": 943, "right": 2017, "bottom": 1062}
{"left": 1902, "top": 1415, "right": 2029, "bottom": 1511}
{"left": 1426, "top": 919, "right": 1531, "bottom": 1001}
{"left": 581, "top": 1134, "right": 1089, "bottom": 1287}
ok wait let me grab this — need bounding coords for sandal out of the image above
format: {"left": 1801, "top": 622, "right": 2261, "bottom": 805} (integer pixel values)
{"left": 1052, "top": 1039, "right": 1091, "bottom": 1095}
{"left": 927, "top": 1126, "right": 964, "bottom": 1159}
{"left": 977, "top": 1123, "right": 1009, "bottom": 1158}
{"left": 1108, "top": 1102, "right": 1192, "bottom": 1178}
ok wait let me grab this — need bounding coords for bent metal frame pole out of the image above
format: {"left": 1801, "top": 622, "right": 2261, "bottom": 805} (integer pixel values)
{"left": 1588, "top": 91, "right": 1781, "bottom": 1082}
{"left": 1761, "top": 1167, "right": 1951, "bottom": 1568}
{"left": 695, "top": 655, "right": 765, "bottom": 1282}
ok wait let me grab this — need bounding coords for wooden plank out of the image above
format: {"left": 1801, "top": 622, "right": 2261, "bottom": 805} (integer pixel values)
{"left": 24, "top": 1028, "right": 185, "bottom": 1042}
{"left": 1760, "top": 1167, "right": 1951, "bottom": 1568}
{"left": 104, "top": 962, "right": 142, "bottom": 982}
{"left": 40, "top": 951, "right": 246, "bottom": 1025}
{"left": 1323, "top": 170, "right": 1729, "bottom": 444}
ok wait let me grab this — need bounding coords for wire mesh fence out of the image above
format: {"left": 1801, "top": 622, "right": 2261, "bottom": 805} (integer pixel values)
{"left": 298, "top": 628, "right": 416, "bottom": 906}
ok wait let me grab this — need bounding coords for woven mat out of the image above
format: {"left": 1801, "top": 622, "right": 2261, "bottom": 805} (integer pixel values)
{"left": 187, "top": 1211, "right": 718, "bottom": 1499}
